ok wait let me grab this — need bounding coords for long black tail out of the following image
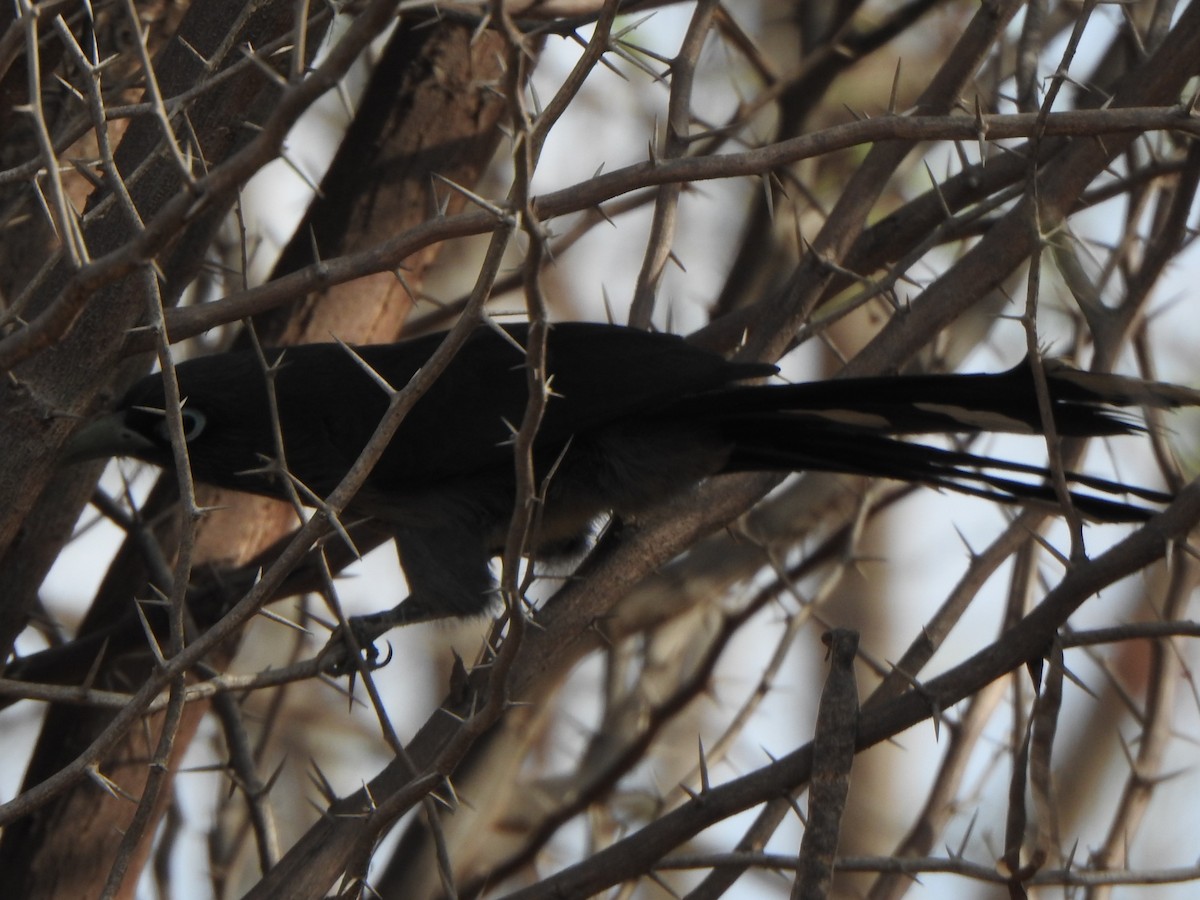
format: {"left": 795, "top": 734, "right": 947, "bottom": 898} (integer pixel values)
{"left": 708, "top": 359, "right": 1198, "bottom": 522}
{"left": 724, "top": 420, "right": 1168, "bottom": 521}
{"left": 709, "top": 358, "right": 1200, "bottom": 436}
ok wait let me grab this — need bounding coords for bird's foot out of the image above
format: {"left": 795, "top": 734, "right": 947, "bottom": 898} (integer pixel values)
{"left": 318, "top": 600, "right": 443, "bottom": 676}
{"left": 319, "top": 608, "right": 405, "bottom": 676}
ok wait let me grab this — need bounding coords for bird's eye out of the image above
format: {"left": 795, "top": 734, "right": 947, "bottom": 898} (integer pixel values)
{"left": 155, "top": 409, "right": 206, "bottom": 443}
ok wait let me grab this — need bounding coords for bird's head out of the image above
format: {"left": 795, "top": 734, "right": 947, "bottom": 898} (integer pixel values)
{"left": 62, "top": 352, "right": 281, "bottom": 492}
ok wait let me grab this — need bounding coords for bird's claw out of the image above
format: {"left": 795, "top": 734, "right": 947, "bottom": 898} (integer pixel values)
{"left": 320, "top": 614, "right": 396, "bottom": 676}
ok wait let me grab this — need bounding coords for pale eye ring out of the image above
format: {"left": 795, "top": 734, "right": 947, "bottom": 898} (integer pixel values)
{"left": 155, "top": 409, "right": 206, "bottom": 443}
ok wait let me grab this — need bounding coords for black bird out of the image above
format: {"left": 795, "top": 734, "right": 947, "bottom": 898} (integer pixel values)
{"left": 65, "top": 322, "right": 1198, "bottom": 632}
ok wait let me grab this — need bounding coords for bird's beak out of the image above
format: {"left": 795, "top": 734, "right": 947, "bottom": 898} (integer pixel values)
{"left": 61, "top": 412, "right": 155, "bottom": 465}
